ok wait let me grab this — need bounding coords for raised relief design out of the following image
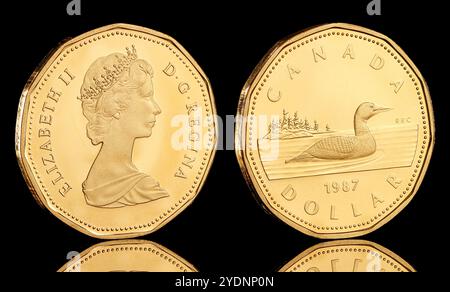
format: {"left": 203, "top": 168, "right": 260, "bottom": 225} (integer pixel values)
{"left": 390, "top": 80, "right": 404, "bottom": 94}
{"left": 78, "top": 45, "right": 169, "bottom": 208}
{"left": 259, "top": 102, "right": 418, "bottom": 180}
{"left": 267, "top": 87, "right": 282, "bottom": 102}
{"left": 287, "top": 103, "right": 390, "bottom": 161}
{"left": 386, "top": 175, "right": 402, "bottom": 189}
{"left": 312, "top": 46, "right": 327, "bottom": 63}
{"left": 263, "top": 109, "right": 333, "bottom": 140}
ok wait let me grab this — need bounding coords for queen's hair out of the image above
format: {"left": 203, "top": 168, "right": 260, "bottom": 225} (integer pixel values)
{"left": 80, "top": 53, "right": 154, "bottom": 145}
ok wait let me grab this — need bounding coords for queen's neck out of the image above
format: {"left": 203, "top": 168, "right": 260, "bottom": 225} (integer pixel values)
{"left": 86, "top": 131, "right": 137, "bottom": 186}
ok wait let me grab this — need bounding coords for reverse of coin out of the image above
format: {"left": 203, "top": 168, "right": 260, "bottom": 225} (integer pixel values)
{"left": 59, "top": 240, "right": 197, "bottom": 272}
{"left": 16, "top": 24, "right": 216, "bottom": 238}
{"left": 279, "top": 240, "right": 414, "bottom": 272}
{"left": 236, "top": 23, "right": 434, "bottom": 238}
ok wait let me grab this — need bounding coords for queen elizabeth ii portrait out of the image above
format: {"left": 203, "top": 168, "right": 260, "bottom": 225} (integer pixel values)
{"left": 79, "top": 45, "right": 169, "bottom": 208}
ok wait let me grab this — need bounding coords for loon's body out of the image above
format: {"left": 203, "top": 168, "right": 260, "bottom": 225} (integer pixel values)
{"left": 286, "top": 102, "right": 390, "bottom": 162}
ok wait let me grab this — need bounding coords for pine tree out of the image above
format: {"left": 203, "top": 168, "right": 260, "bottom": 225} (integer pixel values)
{"left": 293, "top": 112, "right": 299, "bottom": 128}
{"left": 282, "top": 109, "right": 289, "bottom": 130}
{"left": 326, "top": 124, "right": 330, "bottom": 131}
{"left": 299, "top": 118, "right": 304, "bottom": 129}
{"left": 314, "top": 120, "right": 319, "bottom": 131}
{"left": 304, "top": 118, "right": 310, "bottom": 131}
{"left": 267, "top": 122, "right": 273, "bottom": 135}
{"left": 267, "top": 120, "right": 280, "bottom": 139}
{"left": 273, "top": 120, "right": 280, "bottom": 133}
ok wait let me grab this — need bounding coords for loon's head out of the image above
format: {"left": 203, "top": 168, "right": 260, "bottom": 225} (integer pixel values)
{"left": 356, "top": 102, "right": 392, "bottom": 120}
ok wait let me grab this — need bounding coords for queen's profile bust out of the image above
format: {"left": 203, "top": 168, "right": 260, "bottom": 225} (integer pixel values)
{"left": 79, "top": 45, "right": 169, "bottom": 208}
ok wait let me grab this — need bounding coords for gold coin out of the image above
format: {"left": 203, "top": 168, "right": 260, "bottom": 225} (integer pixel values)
{"left": 279, "top": 240, "right": 414, "bottom": 272}
{"left": 58, "top": 240, "right": 197, "bottom": 272}
{"left": 236, "top": 23, "right": 434, "bottom": 238}
{"left": 16, "top": 24, "right": 216, "bottom": 238}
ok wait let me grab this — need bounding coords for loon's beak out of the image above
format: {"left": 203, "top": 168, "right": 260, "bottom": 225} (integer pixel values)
{"left": 373, "top": 106, "right": 392, "bottom": 114}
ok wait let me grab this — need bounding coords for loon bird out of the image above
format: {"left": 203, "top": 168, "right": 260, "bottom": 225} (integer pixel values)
{"left": 286, "top": 102, "right": 391, "bottom": 163}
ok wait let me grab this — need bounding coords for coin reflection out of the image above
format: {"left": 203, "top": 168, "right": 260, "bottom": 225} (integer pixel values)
{"left": 58, "top": 240, "right": 197, "bottom": 272}
{"left": 279, "top": 240, "right": 414, "bottom": 272}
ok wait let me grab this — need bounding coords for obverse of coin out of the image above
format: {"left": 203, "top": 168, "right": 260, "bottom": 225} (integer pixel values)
{"left": 16, "top": 24, "right": 216, "bottom": 238}
{"left": 58, "top": 240, "right": 197, "bottom": 272}
{"left": 279, "top": 240, "right": 414, "bottom": 272}
{"left": 236, "top": 23, "right": 434, "bottom": 238}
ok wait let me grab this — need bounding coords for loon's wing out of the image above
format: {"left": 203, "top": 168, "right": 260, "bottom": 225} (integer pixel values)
{"left": 308, "top": 135, "right": 359, "bottom": 155}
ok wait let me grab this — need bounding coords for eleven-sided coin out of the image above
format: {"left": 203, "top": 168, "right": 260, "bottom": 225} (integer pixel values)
{"left": 236, "top": 23, "right": 434, "bottom": 238}
{"left": 16, "top": 24, "right": 216, "bottom": 238}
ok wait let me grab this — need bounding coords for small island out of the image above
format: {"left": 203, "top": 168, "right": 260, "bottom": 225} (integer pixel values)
{"left": 263, "top": 109, "right": 333, "bottom": 140}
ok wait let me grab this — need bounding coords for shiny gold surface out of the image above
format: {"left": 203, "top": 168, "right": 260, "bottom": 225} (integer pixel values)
{"left": 16, "top": 24, "right": 216, "bottom": 238}
{"left": 58, "top": 240, "right": 197, "bottom": 272}
{"left": 236, "top": 23, "right": 434, "bottom": 238}
{"left": 279, "top": 240, "right": 414, "bottom": 272}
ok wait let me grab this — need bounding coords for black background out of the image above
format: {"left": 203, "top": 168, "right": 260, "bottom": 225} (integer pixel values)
{"left": 3, "top": 0, "right": 449, "bottom": 273}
